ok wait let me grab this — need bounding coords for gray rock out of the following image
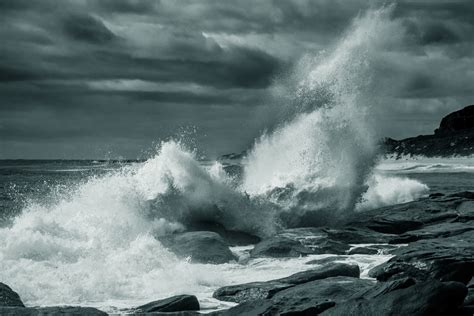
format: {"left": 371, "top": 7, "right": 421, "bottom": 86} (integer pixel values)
{"left": 249, "top": 236, "right": 314, "bottom": 258}
{"left": 134, "top": 295, "right": 200, "bottom": 313}
{"left": 213, "top": 263, "right": 360, "bottom": 303}
{"left": 0, "top": 283, "right": 24, "bottom": 307}
{"left": 369, "top": 230, "right": 474, "bottom": 284}
{"left": 213, "top": 276, "right": 373, "bottom": 316}
{"left": 321, "top": 280, "right": 467, "bottom": 316}
{"left": 159, "top": 231, "right": 237, "bottom": 264}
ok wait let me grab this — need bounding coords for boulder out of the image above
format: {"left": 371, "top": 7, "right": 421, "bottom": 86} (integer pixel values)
{"left": 369, "top": 230, "right": 474, "bottom": 284}
{"left": 213, "top": 263, "right": 360, "bottom": 303}
{"left": 134, "top": 295, "right": 199, "bottom": 313}
{"left": 249, "top": 236, "right": 313, "bottom": 258}
{"left": 250, "top": 228, "right": 353, "bottom": 259}
{"left": 0, "top": 283, "right": 24, "bottom": 307}
{"left": 321, "top": 280, "right": 467, "bottom": 316}
{"left": 214, "top": 276, "right": 373, "bottom": 316}
{"left": 159, "top": 231, "right": 237, "bottom": 264}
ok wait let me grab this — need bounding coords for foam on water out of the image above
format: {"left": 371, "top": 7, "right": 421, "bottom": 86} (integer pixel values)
{"left": 0, "top": 6, "right": 429, "bottom": 311}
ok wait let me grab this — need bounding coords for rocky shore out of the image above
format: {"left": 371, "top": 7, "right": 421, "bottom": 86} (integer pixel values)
{"left": 2, "top": 191, "right": 474, "bottom": 315}
{"left": 384, "top": 105, "right": 474, "bottom": 157}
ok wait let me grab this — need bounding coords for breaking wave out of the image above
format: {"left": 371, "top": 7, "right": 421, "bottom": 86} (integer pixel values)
{"left": 0, "top": 6, "right": 429, "bottom": 309}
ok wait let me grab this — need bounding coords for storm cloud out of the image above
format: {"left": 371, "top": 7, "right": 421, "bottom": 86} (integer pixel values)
{"left": 1, "top": 0, "right": 473, "bottom": 158}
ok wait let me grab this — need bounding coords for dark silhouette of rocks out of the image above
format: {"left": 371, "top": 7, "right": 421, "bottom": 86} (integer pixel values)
{"left": 385, "top": 105, "right": 474, "bottom": 157}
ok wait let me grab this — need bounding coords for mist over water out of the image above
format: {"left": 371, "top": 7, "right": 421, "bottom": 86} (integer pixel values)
{"left": 0, "top": 6, "right": 429, "bottom": 310}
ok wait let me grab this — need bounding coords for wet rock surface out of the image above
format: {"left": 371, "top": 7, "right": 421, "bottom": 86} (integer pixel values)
{"left": 159, "top": 231, "right": 237, "bottom": 264}
{"left": 213, "top": 263, "right": 360, "bottom": 303}
{"left": 134, "top": 295, "right": 200, "bottom": 313}
{"left": 212, "top": 191, "right": 474, "bottom": 315}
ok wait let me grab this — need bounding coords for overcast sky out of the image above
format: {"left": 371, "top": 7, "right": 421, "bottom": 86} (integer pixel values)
{"left": 1, "top": 0, "right": 473, "bottom": 159}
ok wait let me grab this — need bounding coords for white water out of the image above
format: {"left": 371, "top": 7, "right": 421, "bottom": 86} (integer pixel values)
{"left": 0, "top": 6, "right": 432, "bottom": 313}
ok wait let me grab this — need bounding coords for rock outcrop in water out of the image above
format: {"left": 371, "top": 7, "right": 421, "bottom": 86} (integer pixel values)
{"left": 210, "top": 191, "right": 474, "bottom": 315}
{"left": 134, "top": 295, "right": 200, "bottom": 314}
{"left": 384, "top": 105, "right": 474, "bottom": 157}
{"left": 158, "top": 231, "right": 237, "bottom": 264}
{"left": 213, "top": 263, "right": 360, "bottom": 303}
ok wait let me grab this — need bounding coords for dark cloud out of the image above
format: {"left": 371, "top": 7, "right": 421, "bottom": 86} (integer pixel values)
{"left": 62, "top": 13, "right": 116, "bottom": 43}
{"left": 0, "top": 0, "right": 473, "bottom": 158}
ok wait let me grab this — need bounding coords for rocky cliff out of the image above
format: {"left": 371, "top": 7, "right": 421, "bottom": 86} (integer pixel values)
{"left": 385, "top": 105, "right": 474, "bottom": 157}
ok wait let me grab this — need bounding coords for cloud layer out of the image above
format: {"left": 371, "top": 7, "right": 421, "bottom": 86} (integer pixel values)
{"left": 1, "top": 0, "right": 473, "bottom": 158}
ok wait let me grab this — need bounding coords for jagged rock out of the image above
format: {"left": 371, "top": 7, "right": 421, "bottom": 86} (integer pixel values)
{"left": 213, "top": 263, "right": 360, "bottom": 303}
{"left": 320, "top": 280, "right": 467, "bottom": 316}
{"left": 134, "top": 295, "right": 200, "bottom": 313}
{"left": 159, "top": 231, "right": 237, "bottom": 264}
{"left": 0, "top": 283, "right": 24, "bottom": 307}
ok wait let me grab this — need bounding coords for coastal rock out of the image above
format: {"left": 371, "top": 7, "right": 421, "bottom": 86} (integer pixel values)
{"left": 249, "top": 236, "right": 313, "bottom": 258}
{"left": 250, "top": 228, "right": 353, "bottom": 258}
{"left": 388, "top": 222, "right": 474, "bottom": 244}
{"left": 344, "top": 194, "right": 473, "bottom": 236}
{"left": 215, "top": 297, "right": 335, "bottom": 316}
{"left": 436, "top": 105, "right": 474, "bottom": 135}
{"left": 213, "top": 263, "right": 360, "bottom": 303}
{"left": 0, "top": 283, "right": 24, "bottom": 307}
{"left": 134, "top": 295, "right": 200, "bottom": 313}
{"left": 0, "top": 306, "right": 107, "bottom": 315}
{"left": 320, "top": 280, "right": 467, "bottom": 316}
{"left": 322, "top": 227, "right": 395, "bottom": 244}
{"left": 186, "top": 221, "right": 260, "bottom": 246}
{"left": 214, "top": 276, "right": 372, "bottom": 316}
{"left": 159, "top": 231, "right": 237, "bottom": 264}
{"left": 384, "top": 104, "right": 474, "bottom": 157}
{"left": 270, "top": 276, "right": 373, "bottom": 307}
{"left": 352, "top": 277, "right": 416, "bottom": 299}
{"left": 369, "top": 230, "right": 474, "bottom": 284}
